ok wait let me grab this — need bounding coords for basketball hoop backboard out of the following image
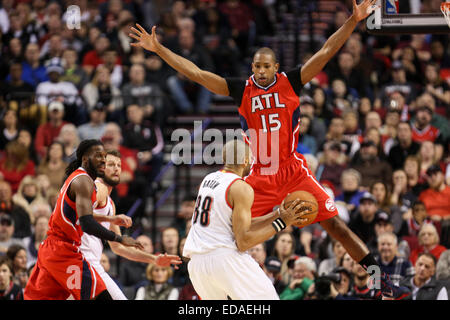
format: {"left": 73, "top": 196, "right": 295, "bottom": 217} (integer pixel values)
{"left": 366, "top": 0, "right": 450, "bottom": 34}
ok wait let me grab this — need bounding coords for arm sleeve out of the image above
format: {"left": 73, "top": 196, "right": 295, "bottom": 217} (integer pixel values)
{"left": 286, "top": 65, "right": 303, "bottom": 95}
{"left": 79, "top": 214, "right": 122, "bottom": 242}
{"left": 225, "top": 78, "right": 246, "bottom": 106}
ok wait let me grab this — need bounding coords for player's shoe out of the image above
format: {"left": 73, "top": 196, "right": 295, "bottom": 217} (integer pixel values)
{"left": 379, "top": 273, "right": 411, "bottom": 300}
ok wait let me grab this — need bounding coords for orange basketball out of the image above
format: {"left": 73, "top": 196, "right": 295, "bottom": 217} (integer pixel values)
{"left": 283, "top": 190, "right": 319, "bottom": 228}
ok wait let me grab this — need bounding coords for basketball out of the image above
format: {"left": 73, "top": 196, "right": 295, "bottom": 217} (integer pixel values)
{"left": 283, "top": 190, "right": 319, "bottom": 228}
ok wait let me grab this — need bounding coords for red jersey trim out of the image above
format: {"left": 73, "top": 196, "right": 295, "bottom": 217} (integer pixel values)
{"left": 225, "top": 178, "right": 243, "bottom": 209}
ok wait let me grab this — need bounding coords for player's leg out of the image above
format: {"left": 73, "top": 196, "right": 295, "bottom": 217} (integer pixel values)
{"left": 244, "top": 173, "right": 281, "bottom": 217}
{"left": 90, "top": 260, "right": 127, "bottom": 300}
{"left": 221, "top": 252, "right": 279, "bottom": 300}
{"left": 24, "top": 259, "right": 69, "bottom": 300}
{"left": 187, "top": 256, "right": 229, "bottom": 300}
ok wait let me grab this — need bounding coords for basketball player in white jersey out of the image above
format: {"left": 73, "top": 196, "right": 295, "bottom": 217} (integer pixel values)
{"left": 80, "top": 150, "right": 182, "bottom": 300}
{"left": 183, "top": 140, "right": 310, "bottom": 300}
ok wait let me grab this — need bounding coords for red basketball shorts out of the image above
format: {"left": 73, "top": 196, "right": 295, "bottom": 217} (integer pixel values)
{"left": 244, "top": 152, "right": 338, "bottom": 223}
{"left": 24, "top": 236, "right": 107, "bottom": 300}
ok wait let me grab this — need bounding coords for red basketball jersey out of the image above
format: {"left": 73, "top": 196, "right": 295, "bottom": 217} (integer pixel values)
{"left": 46, "top": 168, "right": 97, "bottom": 246}
{"left": 235, "top": 71, "right": 301, "bottom": 168}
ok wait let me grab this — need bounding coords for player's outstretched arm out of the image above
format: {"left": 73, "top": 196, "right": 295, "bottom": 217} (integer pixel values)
{"left": 300, "top": 0, "right": 378, "bottom": 84}
{"left": 129, "top": 24, "right": 229, "bottom": 96}
{"left": 107, "top": 202, "right": 182, "bottom": 268}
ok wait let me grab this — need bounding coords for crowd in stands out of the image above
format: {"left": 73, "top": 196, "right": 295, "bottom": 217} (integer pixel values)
{"left": 0, "top": 0, "right": 449, "bottom": 300}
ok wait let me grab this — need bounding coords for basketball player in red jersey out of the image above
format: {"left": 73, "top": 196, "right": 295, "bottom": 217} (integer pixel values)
{"left": 130, "top": 0, "right": 410, "bottom": 299}
{"left": 24, "top": 140, "right": 144, "bottom": 300}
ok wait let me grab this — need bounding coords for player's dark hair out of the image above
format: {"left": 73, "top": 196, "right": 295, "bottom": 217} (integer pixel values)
{"left": 65, "top": 139, "right": 103, "bottom": 178}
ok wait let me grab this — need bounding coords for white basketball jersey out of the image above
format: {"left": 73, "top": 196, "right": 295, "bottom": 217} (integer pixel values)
{"left": 80, "top": 195, "right": 113, "bottom": 262}
{"left": 183, "top": 170, "right": 242, "bottom": 258}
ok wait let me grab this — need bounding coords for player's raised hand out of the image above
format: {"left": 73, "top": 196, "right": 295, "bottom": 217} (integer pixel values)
{"left": 352, "top": 0, "right": 379, "bottom": 22}
{"left": 120, "top": 235, "right": 144, "bottom": 250}
{"left": 129, "top": 24, "right": 160, "bottom": 52}
{"left": 155, "top": 253, "right": 183, "bottom": 270}
{"left": 111, "top": 214, "right": 132, "bottom": 228}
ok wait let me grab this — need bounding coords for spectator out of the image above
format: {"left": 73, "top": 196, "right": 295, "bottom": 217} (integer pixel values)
{"left": 328, "top": 50, "right": 369, "bottom": 98}
{"left": 296, "top": 115, "right": 317, "bottom": 155}
{"left": 0, "top": 140, "right": 35, "bottom": 194}
{"left": 56, "top": 123, "right": 80, "bottom": 162}
{"left": 415, "top": 92, "right": 450, "bottom": 141}
{"left": 82, "top": 65, "right": 123, "bottom": 121}
{"left": 5, "top": 244, "right": 28, "bottom": 288}
{"left": 2, "top": 64, "right": 39, "bottom": 132}
{"left": 263, "top": 256, "right": 286, "bottom": 294}
{"left": 317, "top": 141, "right": 347, "bottom": 195}
{"left": 411, "top": 106, "right": 442, "bottom": 143}
{"left": 270, "top": 231, "right": 296, "bottom": 286}
{"left": 11, "top": 175, "right": 43, "bottom": 225}
{"left": 348, "top": 192, "right": 379, "bottom": 245}
{"left": 280, "top": 257, "right": 315, "bottom": 300}
{"left": 419, "top": 165, "right": 450, "bottom": 221}
{"left": 350, "top": 139, "right": 392, "bottom": 189}
{"left": 171, "top": 195, "right": 196, "bottom": 239}
{"left": 300, "top": 96, "right": 327, "bottom": 149}
{"left": 36, "top": 57, "right": 87, "bottom": 125}
{"left": 135, "top": 263, "right": 179, "bottom": 300}
{"left": 18, "top": 43, "right": 48, "bottom": 88}
{"left": 77, "top": 102, "right": 108, "bottom": 141}
{"left": 389, "top": 169, "right": 416, "bottom": 230}
{"left": 36, "top": 141, "right": 67, "bottom": 190}
{"left": 318, "top": 239, "right": 346, "bottom": 276}
{"left": 60, "top": 47, "right": 89, "bottom": 91}
{"left": 388, "top": 122, "right": 421, "bottom": 170}
{"left": 218, "top": 0, "right": 254, "bottom": 57}
{"left": 99, "top": 46, "right": 123, "bottom": 89}
{"left": 0, "top": 109, "right": 20, "bottom": 151}
{"left": 422, "top": 62, "right": 450, "bottom": 108}
{"left": 335, "top": 169, "right": 365, "bottom": 215}
{"left": 166, "top": 30, "right": 214, "bottom": 114}
{"left": 249, "top": 242, "right": 267, "bottom": 269}
{"left": 375, "top": 232, "right": 415, "bottom": 286}
{"left": 99, "top": 252, "right": 123, "bottom": 295}
{"left": 16, "top": 128, "right": 39, "bottom": 165}
{"left": 404, "top": 155, "right": 428, "bottom": 198}
{"left": 374, "top": 60, "right": 416, "bottom": 110}
{"left": 369, "top": 181, "right": 391, "bottom": 214}
{"left": 118, "top": 234, "right": 153, "bottom": 291}
{"left": 33, "top": 100, "right": 68, "bottom": 160}
{"left": 436, "top": 249, "right": 450, "bottom": 281}
{"left": 409, "top": 224, "right": 447, "bottom": 266}
{"left": 22, "top": 214, "right": 48, "bottom": 269}
{"left": 400, "top": 253, "right": 449, "bottom": 300}
{"left": 121, "top": 63, "right": 165, "bottom": 124}
{"left": 328, "top": 78, "right": 360, "bottom": 116}
{"left": 0, "top": 256, "right": 23, "bottom": 300}
{"left": 81, "top": 33, "right": 113, "bottom": 76}
{"left": 0, "top": 214, "right": 24, "bottom": 254}
{"left": 160, "top": 227, "right": 180, "bottom": 257}
{"left": 122, "top": 104, "right": 165, "bottom": 183}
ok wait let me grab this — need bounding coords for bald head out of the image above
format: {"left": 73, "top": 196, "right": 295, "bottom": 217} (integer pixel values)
{"left": 253, "top": 47, "right": 277, "bottom": 64}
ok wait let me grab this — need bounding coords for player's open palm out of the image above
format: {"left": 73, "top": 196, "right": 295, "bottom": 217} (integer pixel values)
{"left": 155, "top": 253, "right": 183, "bottom": 269}
{"left": 121, "top": 235, "right": 144, "bottom": 250}
{"left": 129, "top": 24, "right": 160, "bottom": 52}
{"left": 352, "top": 0, "right": 379, "bottom": 22}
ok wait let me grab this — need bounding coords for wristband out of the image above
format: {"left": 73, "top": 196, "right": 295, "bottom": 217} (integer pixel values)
{"left": 114, "top": 233, "right": 123, "bottom": 243}
{"left": 272, "top": 218, "right": 287, "bottom": 232}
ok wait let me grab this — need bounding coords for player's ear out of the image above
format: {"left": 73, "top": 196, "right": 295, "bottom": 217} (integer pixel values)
{"left": 274, "top": 62, "right": 280, "bottom": 72}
